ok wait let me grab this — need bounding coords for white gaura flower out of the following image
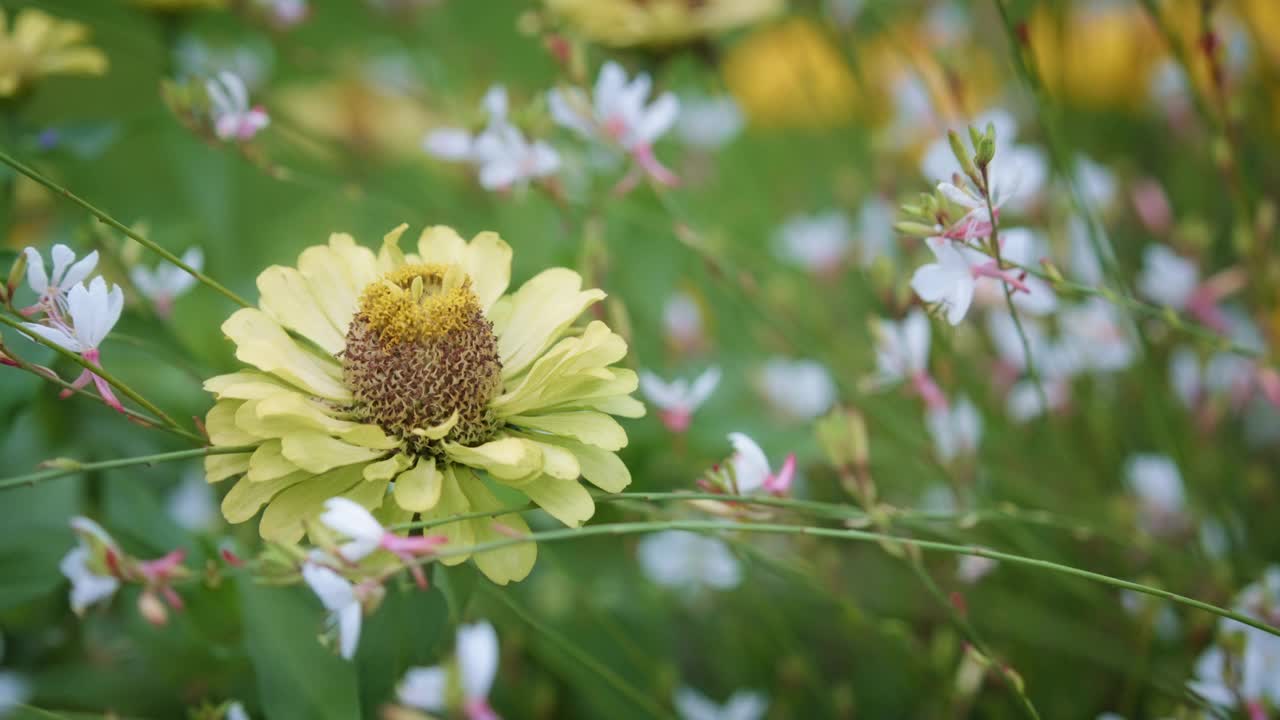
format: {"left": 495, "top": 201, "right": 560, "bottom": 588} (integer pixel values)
{"left": 301, "top": 555, "right": 365, "bottom": 661}
{"left": 1124, "top": 454, "right": 1186, "bottom": 535}
{"left": 910, "top": 238, "right": 982, "bottom": 326}
{"left": 165, "top": 468, "right": 218, "bottom": 532}
{"left": 674, "top": 687, "right": 768, "bottom": 720}
{"left": 206, "top": 71, "right": 269, "bottom": 142}
{"left": 772, "top": 211, "right": 850, "bottom": 276}
{"left": 318, "top": 497, "right": 445, "bottom": 588}
{"left": 986, "top": 312, "right": 1051, "bottom": 377}
{"left": 639, "top": 367, "right": 720, "bottom": 433}
{"left": 637, "top": 530, "right": 741, "bottom": 592}
{"left": 872, "top": 309, "right": 943, "bottom": 408}
{"left": 425, "top": 86, "right": 560, "bottom": 191}
{"left": 855, "top": 196, "right": 897, "bottom": 267}
{"left": 549, "top": 61, "right": 680, "bottom": 186}
{"left": 1057, "top": 298, "right": 1136, "bottom": 374}
{"left": 21, "top": 277, "right": 125, "bottom": 412}
{"left": 926, "top": 395, "right": 982, "bottom": 462}
{"left": 0, "top": 657, "right": 30, "bottom": 718}
{"left": 174, "top": 38, "right": 272, "bottom": 91}
{"left": 1074, "top": 155, "right": 1117, "bottom": 213}
{"left": 22, "top": 244, "right": 98, "bottom": 312}
{"left": 757, "top": 358, "right": 835, "bottom": 421}
{"left": 956, "top": 555, "right": 998, "bottom": 584}
{"left": 60, "top": 517, "right": 121, "bottom": 616}
{"left": 726, "top": 432, "right": 796, "bottom": 496}
{"left": 225, "top": 701, "right": 250, "bottom": 720}
{"left": 1137, "top": 244, "right": 1199, "bottom": 310}
{"left": 398, "top": 622, "right": 501, "bottom": 720}
{"left": 675, "top": 94, "right": 743, "bottom": 150}
{"left": 970, "top": 228, "right": 1057, "bottom": 315}
{"left": 1190, "top": 567, "right": 1280, "bottom": 710}
{"left": 131, "top": 247, "right": 202, "bottom": 317}
{"left": 663, "top": 291, "right": 707, "bottom": 354}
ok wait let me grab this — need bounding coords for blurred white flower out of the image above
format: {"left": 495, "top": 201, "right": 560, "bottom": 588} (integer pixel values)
{"left": 301, "top": 555, "right": 363, "bottom": 660}
{"left": 1006, "top": 377, "right": 1071, "bottom": 423}
{"left": 637, "top": 531, "right": 741, "bottom": 591}
{"left": 22, "top": 244, "right": 98, "bottom": 312}
{"left": 912, "top": 237, "right": 979, "bottom": 325}
{"left": 986, "top": 312, "right": 1051, "bottom": 376}
{"left": 225, "top": 701, "right": 250, "bottom": 720}
{"left": 131, "top": 247, "right": 202, "bottom": 317}
{"left": 1125, "top": 454, "right": 1186, "bottom": 535}
{"left": 872, "top": 310, "right": 945, "bottom": 408}
{"left": 956, "top": 554, "right": 998, "bottom": 584}
{"left": 1057, "top": 298, "right": 1136, "bottom": 374}
{"left": 854, "top": 196, "right": 896, "bottom": 267}
{"left": 0, "top": 669, "right": 29, "bottom": 718}
{"left": 21, "top": 276, "right": 125, "bottom": 412}
{"left": 165, "top": 468, "right": 218, "bottom": 532}
{"left": 60, "top": 517, "right": 121, "bottom": 615}
{"left": 206, "top": 72, "right": 269, "bottom": 142}
{"left": 773, "top": 211, "right": 850, "bottom": 276}
{"left": 174, "top": 38, "right": 272, "bottom": 90}
{"left": 926, "top": 395, "right": 982, "bottom": 462}
{"left": 757, "top": 358, "right": 835, "bottom": 421}
{"left": 970, "top": 228, "right": 1057, "bottom": 315}
{"left": 318, "top": 498, "right": 445, "bottom": 587}
{"left": 426, "top": 86, "right": 560, "bottom": 191}
{"left": 1136, "top": 245, "right": 1199, "bottom": 310}
{"left": 640, "top": 367, "right": 720, "bottom": 433}
{"left": 1068, "top": 214, "right": 1105, "bottom": 286}
{"left": 674, "top": 687, "right": 768, "bottom": 720}
{"left": 1074, "top": 155, "right": 1117, "bottom": 212}
{"left": 675, "top": 94, "right": 743, "bottom": 150}
{"left": 549, "top": 61, "right": 679, "bottom": 185}
{"left": 726, "top": 432, "right": 796, "bottom": 496}
{"left": 663, "top": 291, "right": 706, "bottom": 354}
{"left": 1131, "top": 178, "right": 1173, "bottom": 236}
{"left": 1190, "top": 567, "right": 1280, "bottom": 710}
{"left": 398, "top": 622, "right": 501, "bottom": 720}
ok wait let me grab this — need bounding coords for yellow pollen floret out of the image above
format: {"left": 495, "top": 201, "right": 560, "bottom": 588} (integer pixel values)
{"left": 357, "top": 263, "right": 480, "bottom": 345}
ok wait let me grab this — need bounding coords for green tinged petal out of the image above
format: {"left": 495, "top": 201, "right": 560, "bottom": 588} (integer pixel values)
{"left": 392, "top": 456, "right": 443, "bottom": 512}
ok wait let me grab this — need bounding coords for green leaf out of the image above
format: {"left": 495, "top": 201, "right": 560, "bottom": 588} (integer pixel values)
{"left": 237, "top": 579, "right": 361, "bottom": 720}
{"left": 355, "top": 580, "right": 451, "bottom": 716}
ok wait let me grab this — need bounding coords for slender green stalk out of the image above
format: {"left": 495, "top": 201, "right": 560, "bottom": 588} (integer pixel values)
{"left": 0, "top": 312, "right": 187, "bottom": 432}
{"left": 0, "top": 147, "right": 252, "bottom": 309}
{"left": 0, "top": 445, "right": 252, "bottom": 490}
{"left": 482, "top": 585, "right": 676, "bottom": 719}
{"left": 431, "top": 519, "right": 1280, "bottom": 639}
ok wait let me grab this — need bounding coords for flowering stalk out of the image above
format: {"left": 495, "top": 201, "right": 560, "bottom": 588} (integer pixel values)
{"left": 0, "top": 445, "right": 255, "bottom": 491}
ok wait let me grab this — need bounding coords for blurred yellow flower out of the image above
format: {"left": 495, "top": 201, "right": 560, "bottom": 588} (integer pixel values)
{"left": 0, "top": 8, "right": 108, "bottom": 97}
{"left": 1237, "top": 0, "right": 1280, "bottom": 67}
{"left": 1028, "top": 3, "right": 1161, "bottom": 110}
{"left": 275, "top": 74, "right": 436, "bottom": 156}
{"left": 544, "top": 0, "right": 782, "bottom": 48}
{"left": 723, "top": 18, "right": 858, "bottom": 128}
{"left": 204, "top": 225, "right": 642, "bottom": 585}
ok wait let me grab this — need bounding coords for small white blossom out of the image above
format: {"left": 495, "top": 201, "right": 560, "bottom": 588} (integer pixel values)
{"left": 225, "top": 701, "right": 250, "bottom": 720}
{"left": 22, "top": 277, "right": 123, "bottom": 355}
{"left": 549, "top": 61, "right": 679, "bottom": 185}
{"left": 301, "top": 555, "right": 363, "bottom": 660}
{"left": 675, "top": 94, "right": 743, "bottom": 150}
{"left": 319, "top": 497, "right": 386, "bottom": 561}
{"left": 773, "top": 211, "right": 850, "bottom": 275}
{"left": 910, "top": 237, "right": 985, "bottom": 325}
{"left": 1125, "top": 454, "right": 1185, "bottom": 523}
{"left": 973, "top": 228, "right": 1057, "bottom": 315}
{"left": 1137, "top": 245, "right": 1199, "bottom": 310}
{"left": 663, "top": 291, "right": 706, "bottom": 353}
{"left": 0, "top": 669, "right": 30, "bottom": 718}
{"left": 165, "top": 468, "right": 218, "bottom": 532}
{"left": 398, "top": 622, "right": 500, "bottom": 720}
{"left": 757, "top": 358, "right": 835, "bottom": 421}
{"left": 1057, "top": 298, "right": 1136, "bottom": 374}
{"left": 131, "top": 247, "right": 202, "bottom": 315}
{"left": 855, "top": 196, "right": 897, "bottom": 267}
{"left": 873, "top": 309, "right": 931, "bottom": 384}
{"left": 1074, "top": 155, "right": 1117, "bottom": 212}
{"left": 60, "top": 517, "right": 121, "bottom": 615}
{"left": 206, "top": 71, "right": 269, "bottom": 142}
{"left": 640, "top": 367, "right": 720, "bottom": 433}
{"left": 637, "top": 531, "right": 741, "bottom": 592}
{"left": 674, "top": 687, "right": 768, "bottom": 720}
{"left": 926, "top": 395, "right": 982, "bottom": 462}
{"left": 426, "top": 86, "right": 560, "bottom": 191}
{"left": 956, "top": 555, "right": 998, "bottom": 584}
{"left": 22, "top": 244, "right": 99, "bottom": 311}
{"left": 726, "top": 433, "right": 796, "bottom": 496}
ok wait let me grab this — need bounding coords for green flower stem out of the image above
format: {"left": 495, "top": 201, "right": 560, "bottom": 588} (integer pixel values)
{"left": 0, "top": 312, "right": 188, "bottom": 433}
{"left": 0, "top": 147, "right": 252, "bottom": 309}
{"left": 481, "top": 585, "right": 676, "bottom": 720}
{"left": 427, "top": 519, "right": 1280, "bottom": 639}
{"left": 0, "top": 445, "right": 253, "bottom": 491}
{"left": 0, "top": 346, "right": 200, "bottom": 442}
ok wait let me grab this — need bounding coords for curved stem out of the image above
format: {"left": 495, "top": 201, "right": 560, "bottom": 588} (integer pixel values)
{"left": 0, "top": 445, "right": 253, "bottom": 491}
{"left": 0, "top": 148, "right": 252, "bottom": 309}
{"left": 427, "top": 519, "right": 1280, "bottom": 639}
{"left": 0, "top": 313, "right": 187, "bottom": 432}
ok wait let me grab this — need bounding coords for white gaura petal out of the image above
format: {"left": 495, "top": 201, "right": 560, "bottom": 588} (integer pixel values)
{"left": 20, "top": 322, "right": 81, "bottom": 353}
{"left": 23, "top": 247, "right": 48, "bottom": 294}
{"left": 521, "top": 475, "right": 594, "bottom": 528}
{"left": 673, "top": 688, "right": 722, "bottom": 720}
{"left": 547, "top": 88, "right": 594, "bottom": 138}
{"left": 320, "top": 497, "right": 386, "bottom": 545}
{"left": 593, "top": 61, "right": 627, "bottom": 119}
{"left": 497, "top": 269, "right": 606, "bottom": 378}
{"left": 478, "top": 158, "right": 520, "bottom": 191}
{"left": 463, "top": 231, "right": 512, "bottom": 312}
{"left": 336, "top": 600, "right": 363, "bottom": 660}
{"left": 417, "top": 465, "right": 475, "bottom": 566}
{"left": 221, "top": 308, "right": 351, "bottom": 402}
{"left": 728, "top": 432, "right": 771, "bottom": 492}
{"left": 48, "top": 244, "right": 74, "bottom": 285}
{"left": 457, "top": 472, "right": 536, "bottom": 585}
{"left": 688, "top": 366, "right": 722, "bottom": 407}
{"left": 297, "top": 234, "right": 377, "bottom": 336}
{"left": 634, "top": 92, "right": 679, "bottom": 145}
{"left": 507, "top": 411, "right": 627, "bottom": 451}
{"left": 392, "top": 456, "right": 443, "bottom": 512}
{"left": 457, "top": 621, "right": 499, "bottom": 700}
{"left": 424, "top": 128, "right": 474, "bottom": 160}
{"left": 61, "top": 249, "right": 99, "bottom": 289}
{"left": 302, "top": 560, "right": 355, "bottom": 612}
{"left": 902, "top": 309, "right": 931, "bottom": 372}
{"left": 257, "top": 266, "right": 346, "bottom": 355}
{"left": 639, "top": 371, "right": 680, "bottom": 409}
{"left": 398, "top": 666, "right": 447, "bottom": 711}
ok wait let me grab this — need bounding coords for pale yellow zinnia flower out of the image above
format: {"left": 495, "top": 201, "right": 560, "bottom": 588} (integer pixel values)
{"left": 544, "top": 0, "right": 783, "bottom": 48}
{"left": 723, "top": 17, "right": 858, "bottom": 129}
{"left": 0, "top": 8, "right": 108, "bottom": 98}
{"left": 204, "top": 225, "right": 643, "bottom": 585}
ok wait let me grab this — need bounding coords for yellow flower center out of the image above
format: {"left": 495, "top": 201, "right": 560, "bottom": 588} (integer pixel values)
{"left": 342, "top": 263, "right": 503, "bottom": 454}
